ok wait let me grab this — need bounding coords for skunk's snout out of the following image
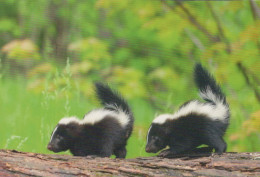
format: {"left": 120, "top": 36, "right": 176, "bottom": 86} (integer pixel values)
{"left": 47, "top": 143, "right": 62, "bottom": 152}
{"left": 145, "top": 146, "right": 152, "bottom": 153}
{"left": 145, "top": 143, "right": 160, "bottom": 153}
{"left": 47, "top": 144, "right": 53, "bottom": 151}
{"left": 145, "top": 145, "right": 157, "bottom": 153}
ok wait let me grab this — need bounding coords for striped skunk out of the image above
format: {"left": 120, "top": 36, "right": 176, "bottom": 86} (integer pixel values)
{"left": 145, "top": 63, "right": 230, "bottom": 156}
{"left": 47, "top": 83, "right": 134, "bottom": 158}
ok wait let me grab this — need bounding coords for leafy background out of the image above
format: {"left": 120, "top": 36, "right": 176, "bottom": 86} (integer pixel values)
{"left": 0, "top": 0, "right": 259, "bottom": 158}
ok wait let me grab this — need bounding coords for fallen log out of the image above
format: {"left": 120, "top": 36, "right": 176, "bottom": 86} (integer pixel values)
{"left": 0, "top": 149, "right": 259, "bottom": 176}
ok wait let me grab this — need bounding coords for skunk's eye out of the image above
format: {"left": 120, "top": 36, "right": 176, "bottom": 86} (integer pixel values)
{"left": 151, "top": 136, "right": 159, "bottom": 142}
{"left": 56, "top": 134, "right": 63, "bottom": 140}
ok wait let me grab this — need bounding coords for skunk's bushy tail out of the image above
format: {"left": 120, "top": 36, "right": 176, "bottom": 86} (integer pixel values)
{"left": 95, "top": 82, "right": 133, "bottom": 117}
{"left": 194, "top": 63, "right": 230, "bottom": 127}
{"left": 194, "top": 63, "right": 226, "bottom": 105}
{"left": 95, "top": 82, "right": 134, "bottom": 137}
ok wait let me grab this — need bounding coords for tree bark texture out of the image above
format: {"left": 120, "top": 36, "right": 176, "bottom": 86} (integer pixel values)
{"left": 0, "top": 150, "right": 259, "bottom": 176}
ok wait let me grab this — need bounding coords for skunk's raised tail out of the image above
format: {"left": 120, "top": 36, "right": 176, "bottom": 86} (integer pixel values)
{"left": 95, "top": 82, "right": 133, "bottom": 117}
{"left": 194, "top": 64, "right": 226, "bottom": 104}
{"left": 194, "top": 64, "right": 230, "bottom": 123}
{"left": 95, "top": 82, "right": 134, "bottom": 138}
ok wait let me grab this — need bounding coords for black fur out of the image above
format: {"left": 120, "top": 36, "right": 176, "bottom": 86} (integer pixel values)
{"left": 146, "top": 64, "right": 230, "bottom": 156}
{"left": 47, "top": 83, "right": 134, "bottom": 158}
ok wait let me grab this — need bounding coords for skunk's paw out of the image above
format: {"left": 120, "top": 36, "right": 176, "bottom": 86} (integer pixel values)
{"left": 158, "top": 149, "right": 175, "bottom": 157}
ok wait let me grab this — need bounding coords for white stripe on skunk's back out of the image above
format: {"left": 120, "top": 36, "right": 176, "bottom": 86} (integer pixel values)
{"left": 59, "top": 117, "right": 80, "bottom": 125}
{"left": 151, "top": 114, "right": 175, "bottom": 125}
{"left": 58, "top": 108, "right": 130, "bottom": 127}
{"left": 152, "top": 100, "right": 229, "bottom": 124}
{"left": 83, "top": 109, "right": 129, "bottom": 127}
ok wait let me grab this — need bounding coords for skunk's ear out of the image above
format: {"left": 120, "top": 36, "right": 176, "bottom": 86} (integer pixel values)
{"left": 65, "top": 123, "right": 82, "bottom": 137}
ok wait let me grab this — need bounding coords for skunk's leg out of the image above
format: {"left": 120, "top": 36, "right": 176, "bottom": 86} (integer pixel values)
{"left": 158, "top": 144, "right": 192, "bottom": 157}
{"left": 99, "top": 141, "right": 113, "bottom": 157}
{"left": 186, "top": 147, "right": 214, "bottom": 153}
{"left": 207, "top": 135, "right": 227, "bottom": 154}
{"left": 114, "top": 146, "right": 127, "bottom": 159}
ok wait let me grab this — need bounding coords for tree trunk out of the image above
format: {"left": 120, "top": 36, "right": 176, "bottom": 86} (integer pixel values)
{"left": 0, "top": 149, "right": 259, "bottom": 176}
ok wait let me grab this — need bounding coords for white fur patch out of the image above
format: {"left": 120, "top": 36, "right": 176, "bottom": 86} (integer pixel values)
{"left": 152, "top": 114, "right": 176, "bottom": 124}
{"left": 59, "top": 116, "right": 80, "bottom": 125}
{"left": 152, "top": 88, "right": 229, "bottom": 124}
{"left": 58, "top": 108, "right": 130, "bottom": 127}
{"left": 200, "top": 86, "right": 220, "bottom": 104}
{"left": 50, "top": 126, "right": 58, "bottom": 142}
{"left": 146, "top": 125, "right": 152, "bottom": 143}
{"left": 82, "top": 109, "right": 129, "bottom": 127}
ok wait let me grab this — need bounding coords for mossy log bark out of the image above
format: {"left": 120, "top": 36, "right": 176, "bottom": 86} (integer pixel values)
{"left": 0, "top": 150, "right": 259, "bottom": 176}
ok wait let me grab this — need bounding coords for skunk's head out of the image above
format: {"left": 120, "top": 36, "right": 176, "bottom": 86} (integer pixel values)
{"left": 47, "top": 117, "right": 82, "bottom": 153}
{"left": 145, "top": 123, "right": 170, "bottom": 153}
{"left": 146, "top": 114, "right": 173, "bottom": 153}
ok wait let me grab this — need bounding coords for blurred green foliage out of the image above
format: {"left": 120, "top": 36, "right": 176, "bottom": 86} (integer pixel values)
{"left": 0, "top": 0, "right": 259, "bottom": 157}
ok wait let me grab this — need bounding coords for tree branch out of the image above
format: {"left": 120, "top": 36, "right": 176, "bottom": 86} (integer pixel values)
{"left": 163, "top": 0, "right": 220, "bottom": 43}
{"left": 184, "top": 28, "right": 205, "bottom": 51}
{"left": 206, "top": 2, "right": 232, "bottom": 53}
{"left": 249, "top": 0, "right": 260, "bottom": 53}
{"left": 0, "top": 150, "right": 260, "bottom": 176}
{"left": 249, "top": 0, "right": 260, "bottom": 20}
{"left": 237, "top": 62, "right": 260, "bottom": 103}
